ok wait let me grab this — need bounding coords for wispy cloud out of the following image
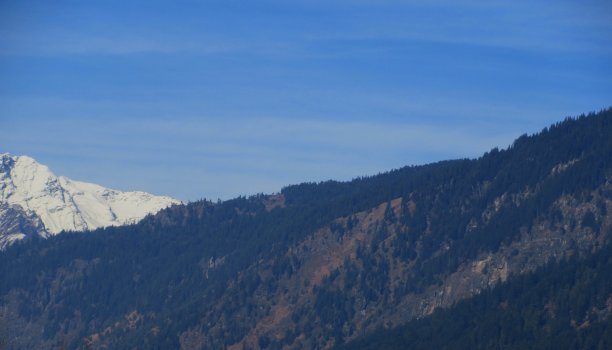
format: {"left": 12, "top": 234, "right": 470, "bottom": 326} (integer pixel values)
{"left": 2, "top": 113, "right": 526, "bottom": 200}
{"left": 302, "top": 2, "right": 612, "bottom": 55}
{"left": 2, "top": 1, "right": 610, "bottom": 58}
{"left": 0, "top": 31, "right": 246, "bottom": 56}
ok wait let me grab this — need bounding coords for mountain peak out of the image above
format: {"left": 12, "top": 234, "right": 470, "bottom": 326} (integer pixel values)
{"left": 0, "top": 153, "right": 181, "bottom": 248}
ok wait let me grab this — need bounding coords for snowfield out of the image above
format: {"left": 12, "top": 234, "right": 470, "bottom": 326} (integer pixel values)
{"left": 0, "top": 153, "right": 181, "bottom": 247}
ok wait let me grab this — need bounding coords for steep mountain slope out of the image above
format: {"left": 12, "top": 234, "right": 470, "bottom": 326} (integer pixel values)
{"left": 0, "top": 203, "right": 47, "bottom": 250}
{"left": 338, "top": 241, "right": 612, "bottom": 350}
{"left": 0, "top": 109, "right": 610, "bottom": 349}
{"left": 0, "top": 153, "right": 180, "bottom": 247}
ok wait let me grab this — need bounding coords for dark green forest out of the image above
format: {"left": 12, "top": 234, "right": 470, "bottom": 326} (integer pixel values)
{"left": 339, "top": 241, "right": 612, "bottom": 350}
{"left": 1, "top": 108, "right": 611, "bottom": 349}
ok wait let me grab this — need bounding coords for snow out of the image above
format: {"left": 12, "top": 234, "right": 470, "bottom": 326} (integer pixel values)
{"left": 0, "top": 232, "right": 26, "bottom": 250}
{"left": 0, "top": 153, "right": 181, "bottom": 237}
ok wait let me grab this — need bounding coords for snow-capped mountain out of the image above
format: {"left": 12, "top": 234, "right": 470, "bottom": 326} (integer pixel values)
{"left": 0, "top": 153, "right": 181, "bottom": 249}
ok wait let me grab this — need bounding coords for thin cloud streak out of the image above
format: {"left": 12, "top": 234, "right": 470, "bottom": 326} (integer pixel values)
{"left": 0, "top": 32, "right": 247, "bottom": 56}
{"left": 2, "top": 1, "right": 610, "bottom": 57}
{"left": 2, "top": 115, "right": 524, "bottom": 200}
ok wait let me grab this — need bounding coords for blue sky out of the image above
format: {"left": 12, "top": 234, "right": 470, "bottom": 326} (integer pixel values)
{"left": 1, "top": 0, "right": 611, "bottom": 201}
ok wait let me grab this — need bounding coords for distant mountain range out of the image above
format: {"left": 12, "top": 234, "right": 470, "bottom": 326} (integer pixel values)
{"left": 0, "top": 108, "right": 610, "bottom": 349}
{"left": 0, "top": 153, "right": 180, "bottom": 249}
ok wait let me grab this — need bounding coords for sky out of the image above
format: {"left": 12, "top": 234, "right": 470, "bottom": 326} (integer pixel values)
{"left": 1, "top": 0, "right": 611, "bottom": 201}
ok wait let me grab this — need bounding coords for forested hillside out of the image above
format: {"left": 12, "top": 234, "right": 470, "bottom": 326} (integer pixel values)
{"left": 339, "top": 241, "right": 612, "bottom": 350}
{"left": 1, "top": 108, "right": 611, "bottom": 349}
